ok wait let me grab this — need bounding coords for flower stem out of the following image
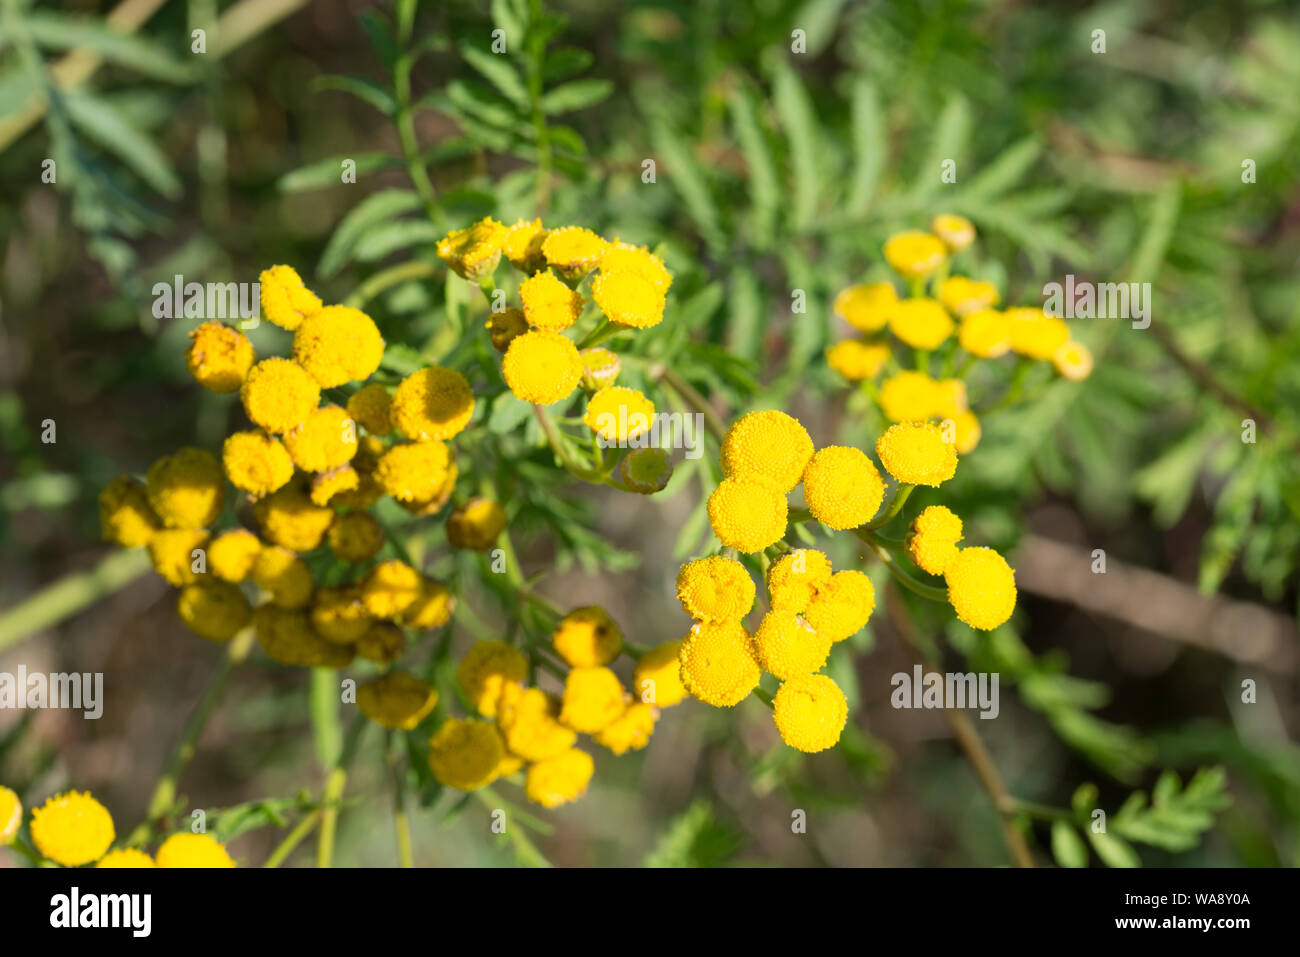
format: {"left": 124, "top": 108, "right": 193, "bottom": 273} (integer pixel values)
{"left": 262, "top": 810, "right": 321, "bottom": 868}
{"left": 343, "top": 260, "right": 438, "bottom": 308}
{"left": 650, "top": 364, "right": 727, "bottom": 445}
{"left": 388, "top": 732, "right": 414, "bottom": 868}
{"left": 316, "top": 715, "right": 368, "bottom": 868}
{"left": 862, "top": 483, "right": 914, "bottom": 530}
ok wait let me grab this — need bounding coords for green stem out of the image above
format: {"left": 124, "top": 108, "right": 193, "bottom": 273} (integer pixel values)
{"left": 577, "top": 318, "right": 622, "bottom": 350}
{"left": 651, "top": 364, "right": 727, "bottom": 444}
{"left": 532, "top": 405, "right": 607, "bottom": 482}
{"left": 262, "top": 810, "right": 321, "bottom": 868}
{"left": 316, "top": 715, "right": 368, "bottom": 868}
{"left": 393, "top": 41, "right": 438, "bottom": 221}
{"left": 525, "top": 0, "right": 551, "bottom": 213}
{"left": 5, "top": 837, "right": 47, "bottom": 867}
{"left": 388, "top": 732, "right": 414, "bottom": 868}
{"left": 862, "top": 483, "right": 914, "bottom": 530}
{"left": 752, "top": 687, "right": 775, "bottom": 710}
{"left": 856, "top": 532, "right": 948, "bottom": 602}
{"left": 343, "top": 260, "right": 437, "bottom": 308}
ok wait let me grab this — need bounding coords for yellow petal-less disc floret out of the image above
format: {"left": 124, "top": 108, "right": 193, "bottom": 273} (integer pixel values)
{"left": 222, "top": 430, "right": 294, "bottom": 498}
{"left": 959, "top": 308, "right": 1012, "bottom": 358}
{"left": 766, "top": 549, "right": 833, "bottom": 612}
{"left": 208, "top": 528, "right": 262, "bottom": 582}
{"left": 803, "top": 570, "right": 875, "bottom": 642}
{"left": 1, "top": 786, "right": 22, "bottom": 845}
{"left": 559, "top": 667, "right": 627, "bottom": 733}
{"left": 146, "top": 447, "right": 224, "bottom": 529}
{"left": 754, "top": 610, "right": 832, "bottom": 680}
{"left": 357, "top": 672, "right": 438, "bottom": 730}
{"left": 502, "top": 218, "right": 547, "bottom": 273}
{"left": 259, "top": 264, "right": 322, "bottom": 331}
{"left": 178, "top": 582, "right": 251, "bottom": 642}
{"left": 29, "top": 791, "right": 115, "bottom": 867}
{"left": 525, "top": 748, "right": 594, "bottom": 808}
{"left": 99, "top": 475, "right": 160, "bottom": 547}
{"left": 675, "top": 555, "right": 755, "bottom": 622}
{"left": 599, "top": 241, "right": 672, "bottom": 292}
{"left": 907, "top": 505, "right": 964, "bottom": 576}
{"left": 883, "top": 230, "right": 947, "bottom": 280}
{"left": 520, "top": 269, "right": 584, "bottom": 331}
{"left": 346, "top": 383, "right": 393, "bottom": 437}
{"left": 428, "top": 718, "right": 505, "bottom": 791}
{"left": 253, "top": 482, "right": 334, "bottom": 551}
{"left": 876, "top": 422, "right": 958, "bottom": 487}
{"left": 501, "top": 329, "right": 583, "bottom": 405}
{"left": 254, "top": 607, "right": 351, "bottom": 668}
{"left": 579, "top": 347, "right": 621, "bottom": 391}
{"left": 373, "top": 440, "right": 453, "bottom": 503}
{"left": 497, "top": 686, "right": 577, "bottom": 761}
{"left": 541, "top": 225, "right": 607, "bottom": 280}
{"left": 552, "top": 606, "right": 623, "bottom": 667}
{"left": 1007, "top": 307, "right": 1069, "bottom": 360}
{"left": 356, "top": 622, "right": 406, "bottom": 664}
{"left": 147, "top": 528, "right": 209, "bottom": 586}
{"left": 446, "top": 498, "right": 508, "bottom": 550}
{"left": 594, "top": 702, "right": 657, "bottom": 755}
{"left": 889, "top": 297, "right": 954, "bottom": 350}
{"left": 707, "top": 477, "right": 788, "bottom": 553}
{"left": 241, "top": 357, "right": 320, "bottom": 434}
{"left": 632, "top": 640, "right": 688, "bottom": 707}
{"left": 591, "top": 270, "right": 665, "bottom": 328}
{"left": 486, "top": 307, "right": 529, "bottom": 353}
{"left": 155, "top": 832, "right": 236, "bottom": 868}
{"left": 826, "top": 339, "right": 890, "bottom": 381}
{"left": 436, "top": 217, "right": 506, "bottom": 280}
{"left": 678, "top": 620, "right": 761, "bottom": 707}
{"left": 938, "top": 276, "right": 999, "bottom": 317}
{"left": 944, "top": 546, "right": 1017, "bottom": 631}
{"left": 802, "top": 446, "right": 885, "bottom": 530}
{"left": 721, "top": 410, "right": 814, "bottom": 493}
{"left": 251, "top": 546, "right": 313, "bottom": 608}
{"left": 293, "top": 305, "right": 385, "bottom": 388}
{"left": 879, "top": 370, "right": 942, "bottom": 423}
{"left": 187, "top": 321, "right": 254, "bottom": 393}
{"left": 401, "top": 578, "right": 455, "bottom": 629}
{"left": 833, "top": 282, "right": 897, "bottom": 332}
{"left": 327, "top": 511, "right": 383, "bottom": 563}
{"left": 931, "top": 213, "right": 977, "bottom": 252}
{"left": 773, "top": 673, "right": 848, "bottom": 753}
{"left": 457, "top": 640, "right": 528, "bottom": 718}
{"left": 361, "top": 560, "right": 422, "bottom": 619}
{"left": 585, "top": 386, "right": 654, "bottom": 443}
{"left": 949, "top": 409, "right": 981, "bottom": 454}
{"left": 310, "top": 586, "right": 372, "bottom": 644}
{"left": 390, "top": 366, "right": 475, "bottom": 440}
{"left": 96, "top": 848, "right": 155, "bottom": 868}
{"left": 1053, "top": 340, "right": 1094, "bottom": 381}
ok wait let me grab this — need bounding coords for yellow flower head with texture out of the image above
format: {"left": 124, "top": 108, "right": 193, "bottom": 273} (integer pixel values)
{"left": 721, "top": 410, "right": 814, "bottom": 493}
{"left": 773, "top": 674, "right": 848, "bottom": 753}
{"left": 876, "top": 422, "right": 958, "bottom": 487}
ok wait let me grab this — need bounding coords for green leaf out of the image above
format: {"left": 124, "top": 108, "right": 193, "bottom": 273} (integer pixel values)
{"left": 643, "top": 800, "right": 742, "bottom": 868}
{"left": 792, "top": 0, "right": 850, "bottom": 56}
{"left": 488, "top": 394, "right": 534, "bottom": 434}
{"left": 544, "top": 47, "right": 593, "bottom": 82}
{"left": 62, "top": 91, "right": 181, "bottom": 198}
{"left": 1088, "top": 830, "right": 1142, "bottom": 868}
{"left": 277, "top": 153, "right": 400, "bottom": 192}
{"left": 359, "top": 11, "right": 397, "bottom": 66}
{"left": 0, "top": 69, "right": 39, "bottom": 114}
{"left": 847, "top": 80, "right": 885, "bottom": 215}
{"left": 461, "top": 44, "right": 529, "bottom": 108}
{"left": 960, "top": 137, "right": 1041, "bottom": 199}
{"left": 318, "top": 189, "right": 423, "bottom": 277}
{"left": 539, "top": 78, "right": 613, "bottom": 114}
{"left": 314, "top": 74, "right": 397, "bottom": 115}
{"left": 729, "top": 86, "right": 780, "bottom": 248}
{"left": 309, "top": 668, "right": 342, "bottom": 769}
{"left": 22, "top": 13, "right": 194, "bottom": 83}
{"left": 352, "top": 219, "right": 441, "bottom": 262}
{"left": 648, "top": 116, "right": 724, "bottom": 251}
{"left": 1051, "top": 821, "right": 1090, "bottom": 868}
{"left": 490, "top": 0, "right": 528, "bottom": 48}
{"left": 912, "top": 94, "right": 970, "bottom": 198}
{"left": 771, "top": 62, "right": 822, "bottom": 230}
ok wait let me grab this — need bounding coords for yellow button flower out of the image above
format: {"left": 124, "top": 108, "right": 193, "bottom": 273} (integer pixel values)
{"left": 436, "top": 217, "right": 506, "bottom": 280}
{"left": 938, "top": 275, "right": 999, "bottom": 317}
{"left": 390, "top": 366, "right": 474, "bottom": 441}
{"left": 178, "top": 581, "right": 251, "bottom": 642}
{"left": 155, "top": 832, "right": 236, "bottom": 868}
{"left": 241, "top": 357, "right": 320, "bottom": 434}
{"left": 374, "top": 440, "right": 453, "bottom": 503}
{"left": 906, "top": 505, "right": 964, "bottom": 576}
{"left": 675, "top": 555, "right": 756, "bottom": 622}
{"left": 521, "top": 269, "right": 584, "bottom": 331}
{"left": 501, "top": 329, "right": 583, "bottom": 405}
{"left": 948, "top": 409, "right": 981, "bottom": 454}
{"left": 251, "top": 546, "right": 313, "bottom": 609}
{"left": 959, "top": 308, "right": 1012, "bottom": 358}
{"left": 678, "top": 620, "right": 760, "bottom": 707}
{"left": 293, "top": 305, "right": 385, "bottom": 388}
{"left": 485, "top": 307, "right": 529, "bottom": 353}
{"left": 96, "top": 848, "right": 155, "bottom": 868}
{"left": 457, "top": 640, "right": 528, "bottom": 717}
{"left": 254, "top": 607, "right": 351, "bottom": 668}
{"left": 883, "top": 230, "right": 947, "bottom": 280}
{"left": 754, "top": 609, "right": 832, "bottom": 681}
{"left": 222, "top": 430, "right": 294, "bottom": 498}
{"left": 826, "top": 339, "right": 890, "bottom": 381}
{"left": 283, "top": 403, "right": 358, "bottom": 476}
{"left": 707, "top": 476, "right": 788, "bottom": 553}
{"left": 541, "top": 225, "right": 607, "bottom": 280}
{"left": 876, "top": 422, "right": 958, "bottom": 487}
{"left": 632, "top": 640, "right": 687, "bottom": 707}
{"left": 361, "top": 560, "right": 422, "bottom": 619}
{"left": 428, "top": 718, "right": 506, "bottom": 791}
{"left": 253, "top": 482, "right": 335, "bottom": 551}
{"left": 585, "top": 386, "right": 654, "bottom": 442}
{"left": 195, "top": 527, "right": 259, "bottom": 584}
{"left": 99, "top": 474, "right": 160, "bottom": 547}
{"left": 766, "top": 548, "right": 833, "bottom": 612}
{"left": 357, "top": 672, "right": 438, "bottom": 730}
{"left": 346, "top": 383, "right": 393, "bottom": 437}
{"left": 592, "top": 269, "right": 665, "bottom": 328}
{"left": 356, "top": 622, "right": 406, "bottom": 664}
{"left": 879, "top": 370, "right": 942, "bottom": 423}
{"left": 579, "top": 347, "right": 621, "bottom": 391}
{"left": 327, "top": 511, "right": 383, "bottom": 563}
{"left": 147, "top": 528, "right": 209, "bottom": 586}
{"left": 259, "top": 264, "right": 322, "bottom": 330}
{"left": 944, "top": 546, "right": 1017, "bottom": 630}
{"left": 721, "top": 410, "right": 814, "bottom": 493}
{"left": 310, "top": 586, "right": 372, "bottom": 643}
{"left": 147, "top": 447, "right": 225, "bottom": 529}
{"left": 773, "top": 673, "right": 848, "bottom": 752}
{"left": 594, "top": 702, "right": 657, "bottom": 755}
{"left": 446, "top": 498, "right": 507, "bottom": 550}
{"left": 803, "top": 570, "right": 875, "bottom": 642}
{"left": 401, "top": 578, "right": 455, "bottom": 629}
{"left": 802, "top": 446, "right": 885, "bottom": 530}
{"left": 1007, "top": 307, "right": 1069, "bottom": 360}
{"left": 931, "top": 213, "right": 976, "bottom": 252}
{"left": 497, "top": 686, "right": 577, "bottom": 761}
{"left": 1053, "top": 340, "right": 1094, "bottom": 381}
{"left": 599, "top": 241, "right": 672, "bottom": 292}
{"left": 559, "top": 666, "right": 627, "bottom": 733}
{"left": 502, "top": 218, "right": 547, "bottom": 273}
{"left": 525, "top": 748, "right": 594, "bottom": 808}
{"left": 30, "top": 791, "right": 115, "bottom": 867}
{"left": 552, "top": 606, "right": 623, "bottom": 667}
{"left": 889, "top": 297, "right": 954, "bottom": 350}
{"left": 833, "top": 282, "right": 897, "bottom": 332}
{"left": 1, "top": 786, "right": 22, "bottom": 845}
{"left": 187, "top": 321, "right": 254, "bottom": 393}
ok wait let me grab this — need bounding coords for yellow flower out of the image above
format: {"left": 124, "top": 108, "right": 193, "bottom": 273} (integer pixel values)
{"left": 876, "top": 422, "right": 958, "bottom": 487}
{"left": 428, "top": 718, "right": 506, "bottom": 790}
{"left": 253, "top": 482, "right": 335, "bottom": 551}
{"left": 525, "top": 748, "right": 594, "bottom": 808}
{"left": 579, "top": 347, "right": 621, "bottom": 391}
{"left": 193, "top": 528, "right": 259, "bottom": 585}
{"left": 632, "top": 640, "right": 687, "bottom": 707}
{"left": 401, "top": 578, "right": 455, "bottom": 629}
{"left": 457, "top": 641, "right": 528, "bottom": 718}
{"left": 707, "top": 476, "right": 788, "bottom": 553}
{"left": 284, "top": 405, "right": 358, "bottom": 473}
{"left": 766, "top": 549, "right": 833, "bottom": 612}
{"left": 520, "top": 269, "right": 584, "bottom": 331}
{"left": 222, "top": 430, "right": 294, "bottom": 499}
{"left": 147, "top": 528, "right": 209, "bottom": 586}
{"left": 721, "top": 410, "right": 814, "bottom": 493}
{"left": 585, "top": 386, "right": 654, "bottom": 442}
{"left": 938, "top": 276, "right": 999, "bottom": 317}
{"left": 826, "top": 339, "right": 890, "bottom": 381}
{"left": 497, "top": 686, "right": 577, "bottom": 761}
{"left": 29, "top": 791, "right": 115, "bottom": 867}
{"left": 833, "top": 282, "right": 897, "bottom": 332}
{"left": 155, "top": 832, "right": 236, "bottom": 868}
{"left": 146, "top": 447, "right": 224, "bottom": 529}
{"left": 948, "top": 409, "right": 981, "bottom": 454}
{"left": 254, "top": 607, "right": 352, "bottom": 668}
{"left": 879, "top": 370, "right": 942, "bottom": 423}
{"left": 361, "top": 560, "right": 422, "bottom": 618}
{"left": 485, "top": 307, "right": 529, "bottom": 353}
{"left": 675, "top": 555, "right": 755, "bottom": 622}
{"left": 930, "top": 213, "right": 976, "bottom": 252}
{"left": 327, "top": 511, "right": 383, "bottom": 563}
{"left": 958, "top": 308, "right": 1011, "bottom": 358}
{"left": 802, "top": 446, "right": 885, "bottom": 530}
{"left": 502, "top": 218, "right": 547, "bottom": 272}
{"left": 357, "top": 672, "right": 438, "bottom": 730}
{"left": 803, "top": 570, "right": 875, "bottom": 642}
{"left": 906, "top": 505, "right": 964, "bottom": 576}
{"left": 178, "top": 582, "right": 251, "bottom": 642}
{"left": 293, "top": 305, "right": 385, "bottom": 388}
{"left": 773, "top": 673, "right": 848, "bottom": 752}
{"left": 241, "top": 357, "right": 321, "bottom": 434}
{"left": 311, "top": 465, "right": 359, "bottom": 506}
{"left": 373, "top": 440, "right": 453, "bottom": 503}
{"left": 501, "top": 329, "right": 583, "bottom": 405}
{"left": 933, "top": 378, "right": 968, "bottom": 418}
{"left": 356, "top": 622, "right": 406, "bottom": 664}
{"left": 552, "top": 606, "right": 623, "bottom": 667}
{"left": 883, "top": 230, "right": 946, "bottom": 280}
{"left": 614, "top": 447, "right": 673, "bottom": 494}
{"left": 187, "top": 321, "right": 255, "bottom": 393}
{"left": 259, "top": 264, "right": 322, "bottom": 331}
{"left": 1007, "top": 307, "right": 1069, "bottom": 360}
{"left": 310, "top": 586, "right": 372, "bottom": 643}
{"left": 96, "top": 848, "right": 155, "bottom": 868}
{"left": 945, "top": 546, "right": 1017, "bottom": 630}
{"left": 1, "top": 786, "right": 22, "bottom": 845}
{"left": 559, "top": 667, "right": 627, "bottom": 733}
{"left": 541, "top": 225, "right": 607, "bottom": 280}
{"left": 436, "top": 217, "right": 507, "bottom": 280}
{"left": 599, "top": 241, "right": 672, "bottom": 292}
{"left": 591, "top": 270, "right": 665, "bottom": 328}
{"left": 251, "top": 546, "right": 313, "bottom": 609}
{"left": 678, "top": 620, "right": 760, "bottom": 707}
{"left": 346, "top": 383, "right": 393, "bottom": 437}
{"left": 889, "top": 297, "right": 954, "bottom": 350}
{"left": 594, "top": 702, "right": 657, "bottom": 755}
{"left": 446, "top": 498, "right": 507, "bottom": 550}
{"left": 99, "top": 475, "right": 160, "bottom": 547}
{"left": 1053, "top": 340, "right": 1094, "bottom": 381}
{"left": 390, "top": 366, "right": 474, "bottom": 441}
{"left": 754, "top": 610, "right": 831, "bottom": 681}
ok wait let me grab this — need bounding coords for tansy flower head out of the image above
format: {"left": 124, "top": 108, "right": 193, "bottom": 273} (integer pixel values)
{"left": 327, "top": 510, "right": 384, "bottom": 563}
{"left": 259, "top": 264, "right": 322, "bottom": 331}
{"left": 675, "top": 555, "right": 756, "bottom": 622}
{"left": 187, "top": 322, "right": 254, "bottom": 393}
{"left": 585, "top": 386, "right": 654, "bottom": 443}
{"left": 356, "top": 621, "right": 406, "bottom": 664}
{"left": 99, "top": 475, "right": 160, "bottom": 547}
{"left": 222, "top": 430, "right": 294, "bottom": 499}
{"left": 833, "top": 282, "right": 897, "bottom": 332}
{"left": 884, "top": 230, "right": 947, "bottom": 280}
{"left": 615, "top": 447, "right": 673, "bottom": 494}
{"left": 907, "top": 505, "right": 964, "bottom": 576}
{"left": 678, "top": 620, "right": 760, "bottom": 707}
{"left": 390, "top": 366, "right": 474, "bottom": 441}
{"left": 497, "top": 686, "right": 577, "bottom": 761}
{"left": 933, "top": 378, "right": 968, "bottom": 418}
{"left": 501, "top": 329, "right": 583, "bottom": 405}
{"left": 457, "top": 640, "right": 528, "bottom": 718}
{"left": 357, "top": 672, "right": 438, "bottom": 730}
{"left": 1053, "top": 340, "right": 1094, "bottom": 381}
{"left": 721, "top": 410, "right": 814, "bottom": 493}
{"left": 766, "top": 549, "right": 833, "bottom": 612}
{"left": 1, "top": 786, "right": 22, "bottom": 845}
{"left": 879, "top": 370, "right": 942, "bottom": 423}
{"left": 944, "top": 546, "right": 1016, "bottom": 631}
{"left": 253, "top": 481, "right": 334, "bottom": 551}
{"left": 948, "top": 409, "right": 981, "bottom": 454}
{"left": 146, "top": 447, "right": 224, "bottom": 529}
{"left": 803, "top": 570, "right": 875, "bottom": 642}
{"left": 284, "top": 405, "right": 357, "bottom": 473}
{"left": 361, "top": 560, "right": 422, "bottom": 619}
{"left": 241, "top": 357, "right": 320, "bottom": 434}
{"left": 401, "top": 578, "right": 455, "bottom": 629}
{"left": 96, "top": 848, "right": 155, "bottom": 868}
{"left": 594, "top": 702, "right": 657, "bottom": 756}
{"left": 591, "top": 270, "right": 665, "bottom": 328}
{"left": 29, "top": 791, "right": 115, "bottom": 867}
{"left": 520, "top": 270, "right": 584, "bottom": 331}
{"left": 485, "top": 307, "right": 529, "bottom": 353}
{"left": 773, "top": 673, "right": 848, "bottom": 753}
{"left": 178, "top": 582, "right": 251, "bottom": 642}
{"left": 398, "top": 460, "right": 458, "bottom": 516}
{"left": 959, "top": 308, "right": 1012, "bottom": 358}
{"left": 156, "top": 832, "right": 235, "bottom": 868}
{"left": 148, "top": 528, "right": 209, "bottom": 586}
{"left": 325, "top": 463, "right": 381, "bottom": 509}
{"left": 445, "top": 498, "right": 507, "bottom": 552}
{"left": 559, "top": 666, "right": 627, "bottom": 733}
{"left": 876, "top": 422, "right": 958, "bottom": 487}
{"left": 293, "top": 305, "right": 384, "bottom": 388}
{"left": 1007, "top": 307, "right": 1069, "bottom": 360}
{"left": 754, "top": 609, "right": 832, "bottom": 681}
{"left": 525, "top": 748, "right": 594, "bottom": 808}
{"left": 254, "top": 607, "right": 351, "bottom": 668}
{"left": 252, "top": 546, "right": 313, "bottom": 609}
{"left": 938, "top": 276, "right": 999, "bottom": 317}
{"left": 552, "top": 606, "right": 623, "bottom": 667}
{"left": 374, "top": 440, "right": 453, "bottom": 503}
{"left": 599, "top": 241, "right": 672, "bottom": 292}
{"left": 632, "top": 640, "right": 688, "bottom": 707}
{"left": 346, "top": 383, "right": 393, "bottom": 437}
{"left": 826, "top": 340, "right": 890, "bottom": 382}
{"left": 707, "top": 476, "right": 788, "bottom": 553}
{"left": 428, "top": 719, "right": 506, "bottom": 791}
{"left": 580, "top": 347, "right": 621, "bottom": 391}
{"left": 310, "top": 586, "right": 372, "bottom": 643}
{"left": 208, "top": 528, "right": 262, "bottom": 582}
{"left": 889, "top": 297, "right": 954, "bottom": 350}
{"left": 931, "top": 213, "right": 976, "bottom": 252}
{"left": 802, "top": 446, "right": 885, "bottom": 530}
{"left": 502, "top": 218, "right": 547, "bottom": 273}
{"left": 437, "top": 218, "right": 506, "bottom": 280}
{"left": 541, "top": 225, "right": 607, "bottom": 280}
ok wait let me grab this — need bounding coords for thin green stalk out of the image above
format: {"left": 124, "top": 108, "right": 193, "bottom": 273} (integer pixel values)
{"left": 856, "top": 532, "right": 948, "bottom": 602}
{"left": 5, "top": 837, "right": 48, "bottom": 867}
{"left": 262, "top": 810, "right": 321, "bottom": 868}
{"left": 393, "top": 41, "right": 438, "bottom": 221}
{"left": 651, "top": 364, "right": 727, "bottom": 444}
{"left": 862, "top": 483, "right": 914, "bottom": 530}
{"left": 532, "top": 405, "right": 608, "bottom": 482}
{"left": 525, "top": 0, "right": 552, "bottom": 213}
{"left": 753, "top": 687, "right": 775, "bottom": 710}
{"left": 343, "top": 260, "right": 437, "bottom": 308}
{"left": 317, "top": 716, "right": 369, "bottom": 868}
{"left": 388, "top": 732, "right": 414, "bottom": 868}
